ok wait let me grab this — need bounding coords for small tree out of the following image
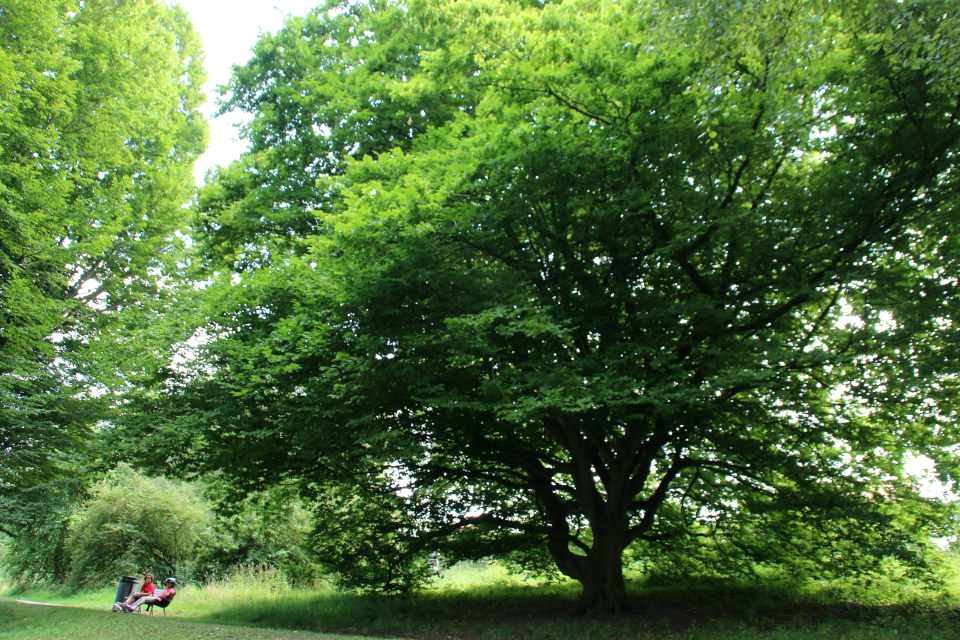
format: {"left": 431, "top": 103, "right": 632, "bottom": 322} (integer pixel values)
{"left": 66, "top": 466, "right": 211, "bottom": 587}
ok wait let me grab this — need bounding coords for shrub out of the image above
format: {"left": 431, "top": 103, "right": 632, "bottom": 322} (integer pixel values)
{"left": 66, "top": 465, "right": 212, "bottom": 587}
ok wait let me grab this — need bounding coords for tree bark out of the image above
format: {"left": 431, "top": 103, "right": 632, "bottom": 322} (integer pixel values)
{"left": 570, "top": 527, "right": 629, "bottom": 614}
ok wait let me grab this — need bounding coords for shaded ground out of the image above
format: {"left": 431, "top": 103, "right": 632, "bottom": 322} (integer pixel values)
{"left": 323, "top": 597, "right": 960, "bottom": 640}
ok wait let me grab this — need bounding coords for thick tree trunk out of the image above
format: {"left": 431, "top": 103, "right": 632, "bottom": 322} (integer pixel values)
{"left": 572, "top": 529, "right": 629, "bottom": 614}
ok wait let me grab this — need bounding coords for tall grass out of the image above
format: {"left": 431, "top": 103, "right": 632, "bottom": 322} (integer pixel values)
{"left": 186, "top": 563, "right": 334, "bottom": 628}
{"left": 178, "top": 562, "right": 578, "bottom": 637}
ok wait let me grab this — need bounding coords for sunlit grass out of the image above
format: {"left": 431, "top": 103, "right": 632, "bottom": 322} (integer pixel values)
{"left": 0, "top": 599, "right": 383, "bottom": 639}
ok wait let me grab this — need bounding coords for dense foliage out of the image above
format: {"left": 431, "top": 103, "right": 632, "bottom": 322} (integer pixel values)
{"left": 0, "top": 0, "right": 207, "bottom": 540}
{"left": 194, "top": 481, "right": 319, "bottom": 585}
{"left": 122, "top": 0, "right": 960, "bottom": 612}
{"left": 1, "top": 467, "right": 317, "bottom": 588}
{"left": 1, "top": 485, "right": 76, "bottom": 583}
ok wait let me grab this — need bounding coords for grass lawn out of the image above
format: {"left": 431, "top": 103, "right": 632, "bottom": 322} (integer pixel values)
{"left": 3, "top": 562, "right": 960, "bottom": 639}
{"left": 0, "top": 599, "right": 380, "bottom": 640}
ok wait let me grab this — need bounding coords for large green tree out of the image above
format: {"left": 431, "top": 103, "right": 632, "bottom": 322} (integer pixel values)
{"left": 130, "top": 0, "right": 960, "bottom": 612}
{"left": 0, "top": 0, "right": 206, "bottom": 537}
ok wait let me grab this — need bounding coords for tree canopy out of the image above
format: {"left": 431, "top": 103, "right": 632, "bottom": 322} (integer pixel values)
{"left": 128, "top": 0, "right": 960, "bottom": 612}
{"left": 0, "top": 0, "right": 206, "bottom": 536}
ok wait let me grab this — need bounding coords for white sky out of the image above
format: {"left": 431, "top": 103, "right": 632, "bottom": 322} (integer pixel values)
{"left": 173, "top": 0, "right": 321, "bottom": 183}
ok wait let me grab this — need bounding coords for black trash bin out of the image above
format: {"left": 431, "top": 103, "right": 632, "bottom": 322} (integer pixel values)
{"left": 115, "top": 575, "right": 140, "bottom": 604}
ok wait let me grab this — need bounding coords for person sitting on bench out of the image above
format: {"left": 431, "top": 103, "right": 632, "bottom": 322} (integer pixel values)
{"left": 124, "top": 572, "right": 155, "bottom": 606}
{"left": 115, "top": 577, "right": 175, "bottom": 612}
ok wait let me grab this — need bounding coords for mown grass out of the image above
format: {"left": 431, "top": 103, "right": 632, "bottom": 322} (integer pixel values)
{"left": 3, "top": 561, "right": 960, "bottom": 639}
{"left": 0, "top": 599, "right": 370, "bottom": 639}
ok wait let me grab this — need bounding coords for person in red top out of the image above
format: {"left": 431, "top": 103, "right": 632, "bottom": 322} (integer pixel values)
{"left": 123, "top": 573, "right": 155, "bottom": 606}
{"left": 115, "top": 577, "right": 175, "bottom": 612}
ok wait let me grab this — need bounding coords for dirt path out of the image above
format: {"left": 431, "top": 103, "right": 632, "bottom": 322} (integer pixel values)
{"left": 15, "top": 600, "right": 70, "bottom": 607}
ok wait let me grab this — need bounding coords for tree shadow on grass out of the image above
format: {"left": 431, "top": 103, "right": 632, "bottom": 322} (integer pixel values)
{"left": 194, "top": 579, "right": 960, "bottom": 640}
